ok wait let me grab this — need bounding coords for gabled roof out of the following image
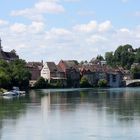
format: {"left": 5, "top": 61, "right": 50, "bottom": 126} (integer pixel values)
{"left": 26, "top": 62, "right": 43, "bottom": 70}
{"left": 56, "top": 65, "right": 64, "bottom": 73}
{"left": 46, "top": 62, "right": 58, "bottom": 72}
{"left": 46, "top": 62, "right": 65, "bottom": 73}
{"left": 79, "top": 64, "right": 123, "bottom": 74}
{"left": 60, "top": 60, "right": 79, "bottom": 71}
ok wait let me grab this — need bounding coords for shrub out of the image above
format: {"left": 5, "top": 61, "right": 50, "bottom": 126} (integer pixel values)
{"left": 98, "top": 79, "right": 108, "bottom": 87}
{"left": 80, "top": 77, "right": 91, "bottom": 88}
{"left": 34, "top": 77, "right": 48, "bottom": 89}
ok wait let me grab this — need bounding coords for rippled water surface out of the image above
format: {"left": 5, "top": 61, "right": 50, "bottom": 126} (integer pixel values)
{"left": 0, "top": 88, "right": 140, "bottom": 140}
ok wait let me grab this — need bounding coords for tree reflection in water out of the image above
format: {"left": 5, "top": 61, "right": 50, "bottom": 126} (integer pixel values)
{"left": 0, "top": 88, "right": 140, "bottom": 140}
{"left": 0, "top": 96, "right": 29, "bottom": 139}
{"left": 38, "top": 88, "right": 140, "bottom": 122}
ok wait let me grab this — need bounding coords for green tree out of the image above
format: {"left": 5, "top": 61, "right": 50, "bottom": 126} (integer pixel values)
{"left": 98, "top": 79, "right": 108, "bottom": 87}
{"left": 0, "top": 71, "right": 11, "bottom": 88}
{"left": 34, "top": 77, "right": 48, "bottom": 89}
{"left": 80, "top": 77, "right": 91, "bottom": 88}
{"left": 10, "top": 59, "right": 31, "bottom": 89}
{"left": 96, "top": 55, "right": 104, "bottom": 61}
{"left": 0, "top": 60, "right": 11, "bottom": 88}
{"left": 134, "top": 48, "right": 140, "bottom": 63}
{"left": 114, "top": 44, "right": 135, "bottom": 69}
{"left": 131, "top": 66, "right": 140, "bottom": 79}
{"left": 105, "top": 52, "right": 115, "bottom": 67}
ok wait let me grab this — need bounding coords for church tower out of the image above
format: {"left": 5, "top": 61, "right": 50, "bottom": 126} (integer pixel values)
{"left": 0, "top": 38, "right": 2, "bottom": 51}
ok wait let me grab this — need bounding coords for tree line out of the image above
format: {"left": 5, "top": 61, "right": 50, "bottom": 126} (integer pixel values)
{"left": 105, "top": 44, "right": 140, "bottom": 69}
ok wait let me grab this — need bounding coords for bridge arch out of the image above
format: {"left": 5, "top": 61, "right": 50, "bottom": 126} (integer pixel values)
{"left": 125, "top": 79, "right": 140, "bottom": 87}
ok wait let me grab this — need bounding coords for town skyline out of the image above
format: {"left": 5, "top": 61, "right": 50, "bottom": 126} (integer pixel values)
{"left": 0, "top": 0, "right": 140, "bottom": 62}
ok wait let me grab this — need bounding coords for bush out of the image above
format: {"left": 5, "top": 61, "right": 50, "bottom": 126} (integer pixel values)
{"left": 34, "top": 77, "right": 48, "bottom": 89}
{"left": 80, "top": 77, "right": 91, "bottom": 88}
{"left": 98, "top": 79, "right": 108, "bottom": 87}
{"left": 131, "top": 66, "right": 140, "bottom": 79}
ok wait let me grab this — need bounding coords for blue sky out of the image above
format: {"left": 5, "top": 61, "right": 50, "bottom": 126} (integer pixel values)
{"left": 0, "top": 0, "right": 140, "bottom": 62}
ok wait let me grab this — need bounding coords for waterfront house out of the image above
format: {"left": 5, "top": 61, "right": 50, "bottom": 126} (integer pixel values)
{"left": 41, "top": 62, "right": 67, "bottom": 87}
{"left": 79, "top": 63, "right": 123, "bottom": 87}
{"left": 58, "top": 60, "right": 80, "bottom": 87}
{"left": 107, "top": 71, "right": 123, "bottom": 87}
{"left": 26, "top": 61, "right": 43, "bottom": 87}
{"left": 79, "top": 64, "right": 96, "bottom": 86}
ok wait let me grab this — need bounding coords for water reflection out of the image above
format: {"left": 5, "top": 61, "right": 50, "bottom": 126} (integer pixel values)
{"left": 0, "top": 88, "right": 140, "bottom": 139}
{"left": 40, "top": 88, "right": 140, "bottom": 118}
{"left": 0, "top": 96, "right": 29, "bottom": 139}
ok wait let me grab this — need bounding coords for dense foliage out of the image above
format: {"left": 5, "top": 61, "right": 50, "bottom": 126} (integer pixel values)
{"left": 80, "top": 77, "right": 91, "bottom": 88}
{"left": 0, "top": 59, "right": 31, "bottom": 89}
{"left": 131, "top": 66, "right": 140, "bottom": 79}
{"left": 98, "top": 79, "right": 108, "bottom": 87}
{"left": 105, "top": 44, "right": 139, "bottom": 69}
{"left": 34, "top": 77, "right": 48, "bottom": 89}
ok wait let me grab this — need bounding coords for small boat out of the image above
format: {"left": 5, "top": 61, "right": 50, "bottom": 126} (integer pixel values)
{"left": 3, "top": 91, "right": 18, "bottom": 97}
{"left": 3, "top": 87, "right": 25, "bottom": 98}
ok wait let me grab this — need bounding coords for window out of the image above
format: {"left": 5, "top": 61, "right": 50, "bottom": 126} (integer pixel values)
{"left": 112, "top": 74, "right": 116, "bottom": 82}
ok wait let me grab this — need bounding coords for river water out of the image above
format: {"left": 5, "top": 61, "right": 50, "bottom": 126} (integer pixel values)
{"left": 0, "top": 88, "right": 140, "bottom": 140}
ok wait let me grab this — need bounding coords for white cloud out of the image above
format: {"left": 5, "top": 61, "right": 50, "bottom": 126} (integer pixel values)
{"left": 10, "top": 23, "right": 27, "bottom": 33}
{"left": 45, "top": 28, "right": 74, "bottom": 44}
{"left": 1, "top": 19, "right": 140, "bottom": 62}
{"left": 119, "top": 28, "right": 131, "bottom": 33}
{"left": 0, "top": 19, "right": 8, "bottom": 26}
{"left": 98, "top": 21, "right": 112, "bottom": 32}
{"left": 49, "top": 28, "right": 72, "bottom": 35}
{"left": 11, "top": 1, "right": 65, "bottom": 21}
{"left": 17, "top": 44, "right": 29, "bottom": 49}
{"left": 10, "top": 21, "right": 45, "bottom": 34}
{"left": 35, "top": 2, "right": 64, "bottom": 13}
{"left": 87, "top": 35, "right": 108, "bottom": 44}
{"left": 73, "top": 20, "right": 113, "bottom": 33}
{"left": 29, "top": 21, "right": 45, "bottom": 33}
{"left": 11, "top": 8, "right": 44, "bottom": 21}
{"left": 73, "top": 20, "right": 97, "bottom": 32}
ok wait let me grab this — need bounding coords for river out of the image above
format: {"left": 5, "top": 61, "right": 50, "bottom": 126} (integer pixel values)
{"left": 0, "top": 88, "right": 140, "bottom": 140}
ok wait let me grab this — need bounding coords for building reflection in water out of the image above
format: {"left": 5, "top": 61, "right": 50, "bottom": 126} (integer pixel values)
{"left": 39, "top": 88, "right": 140, "bottom": 124}
{"left": 1, "top": 88, "right": 140, "bottom": 140}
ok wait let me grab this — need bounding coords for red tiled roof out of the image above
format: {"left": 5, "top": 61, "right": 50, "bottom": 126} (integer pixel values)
{"left": 79, "top": 64, "right": 123, "bottom": 74}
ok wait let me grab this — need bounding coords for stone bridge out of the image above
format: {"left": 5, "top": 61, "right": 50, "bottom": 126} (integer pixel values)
{"left": 125, "top": 79, "right": 140, "bottom": 86}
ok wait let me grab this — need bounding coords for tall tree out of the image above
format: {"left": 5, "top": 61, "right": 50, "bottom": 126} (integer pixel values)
{"left": 134, "top": 48, "right": 140, "bottom": 63}
{"left": 105, "top": 52, "right": 114, "bottom": 67}
{"left": 10, "top": 59, "right": 31, "bottom": 89}
{"left": 96, "top": 55, "right": 104, "bottom": 61}
{"left": 0, "top": 60, "right": 11, "bottom": 88}
{"left": 114, "top": 44, "right": 135, "bottom": 69}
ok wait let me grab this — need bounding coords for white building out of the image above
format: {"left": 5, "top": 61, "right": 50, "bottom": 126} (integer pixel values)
{"left": 41, "top": 62, "right": 67, "bottom": 86}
